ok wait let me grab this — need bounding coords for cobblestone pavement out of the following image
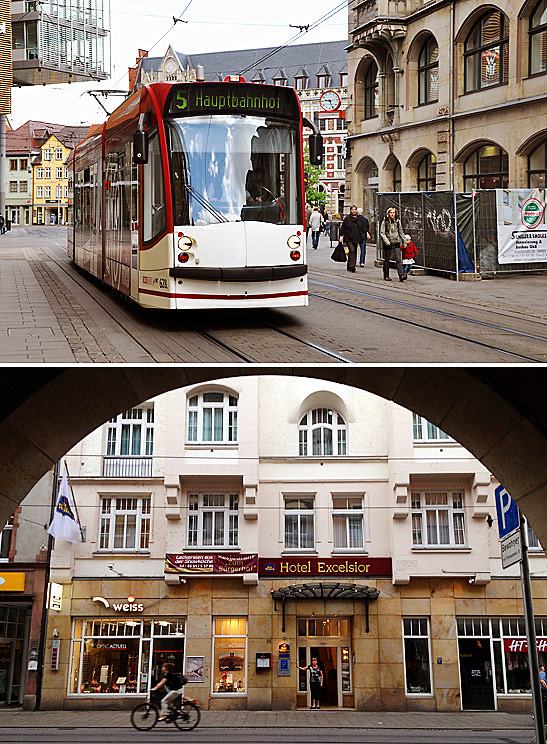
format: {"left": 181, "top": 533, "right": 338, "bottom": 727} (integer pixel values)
{"left": 1, "top": 226, "right": 546, "bottom": 363}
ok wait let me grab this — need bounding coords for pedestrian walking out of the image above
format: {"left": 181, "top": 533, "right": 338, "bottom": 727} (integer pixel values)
{"left": 540, "top": 663, "right": 547, "bottom": 718}
{"left": 309, "top": 207, "right": 325, "bottom": 250}
{"left": 340, "top": 205, "right": 368, "bottom": 273}
{"left": 0, "top": 215, "right": 5, "bottom": 235}
{"left": 379, "top": 206, "right": 406, "bottom": 282}
{"left": 402, "top": 233, "right": 418, "bottom": 277}
{"left": 297, "top": 657, "right": 324, "bottom": 709}
{"left": 305, "top": 203, "right": 313, "bottom": 240}
{"left": 356, "top": 207, "right": 371, "bottom": 266}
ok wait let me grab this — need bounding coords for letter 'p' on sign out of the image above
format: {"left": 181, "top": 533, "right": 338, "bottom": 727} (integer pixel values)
{"left": 495, "top": 485, "right": 520, "bottom": 539}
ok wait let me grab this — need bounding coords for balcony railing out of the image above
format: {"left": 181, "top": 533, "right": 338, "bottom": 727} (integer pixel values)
{"left": 102, "top": 457, "right": 153, "bottom": 478}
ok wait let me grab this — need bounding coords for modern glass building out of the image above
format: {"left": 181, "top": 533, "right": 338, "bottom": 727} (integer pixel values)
{"left": 11, "top": 0, "right": 110, "bottom": 85}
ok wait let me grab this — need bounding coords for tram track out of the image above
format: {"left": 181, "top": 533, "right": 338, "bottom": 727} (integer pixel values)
{"left": 37, "top": 233, "right": 353, "bottom": 363}
{"left": 307, "top": 276, "right": 547, "bottom": 363}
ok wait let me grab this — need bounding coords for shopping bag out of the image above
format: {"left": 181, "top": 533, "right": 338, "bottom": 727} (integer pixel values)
{"left": 331, "top": 241, "right": 347, "bottom": 263}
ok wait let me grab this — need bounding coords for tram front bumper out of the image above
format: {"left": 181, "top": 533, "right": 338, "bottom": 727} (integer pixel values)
{"left": 169, "top": 265, "right": 307, "bottom": 282}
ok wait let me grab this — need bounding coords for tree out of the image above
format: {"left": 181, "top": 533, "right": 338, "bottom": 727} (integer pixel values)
{"left": 303, "top": 145, "right": 326, "bottom": 208}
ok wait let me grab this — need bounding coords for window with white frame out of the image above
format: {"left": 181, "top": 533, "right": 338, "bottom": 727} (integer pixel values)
{"left": 44, "top": 186, "right": 51, "bottom": 198}
{"left": 187, "top": 392, "right": 238, "bottom": 444}
{"left": 299, "top": 408, "right": 347, "bottom": 456}
{"left": 106, "top": 407, "right": 154, "bottom": 457}
{"left": 332, "top": 496, "right": 364, "bottom": 550}
{"left": 187, "top": 493, "right": 239, "bottom": 548}
{"left": 284, "top": 497, "right": 314, "bottom": 550}
{"left": 525, "top": 517, "right": 543, "bottom": 551}
{"left": 412, "top": 413, "right": 452, "bottom": 442}
{"left": 411, "top": 490, "right": 465, "bottom": 547}
{"left": 0, "top": 515, "right": 14, "bottom": 560}
{"left": 403, "top": 618, "right": 432, "bottom": 694}
{"left": 36, "top": 186, "right": 43, "bottom": 198}
{"left": 44, "top": 167, "right": 51, "bottom": 179}
{"left": 43, "top": 149, "right": 52, "bottom": 160}
{"left": 56, "top": 147, "right": 63, "bottom": 160}
{"left": 99, "top": 496, "right": 150, "bottom": 551}
{"left": 36, "top": 167, "right": 43, "bottom": 178}
{"left": 56, "top": 185, "right": 62, "bottom": 198}
{"left": 56, "top": 167, "right": 63, "bottom": 178}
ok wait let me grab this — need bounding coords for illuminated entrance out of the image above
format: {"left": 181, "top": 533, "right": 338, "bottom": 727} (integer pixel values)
{"left": 297, "top": 617, "right": 352, "bottom": 708}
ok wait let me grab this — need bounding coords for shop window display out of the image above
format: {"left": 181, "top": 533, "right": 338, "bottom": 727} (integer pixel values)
{"left": 403, "top": 618, "right": 432, "bottom": 694}
{"left": 69, "top": 618, "right": 185, "bottom": 695}
{"left": 212, "top": 617, "right": 247, "bottom": 694}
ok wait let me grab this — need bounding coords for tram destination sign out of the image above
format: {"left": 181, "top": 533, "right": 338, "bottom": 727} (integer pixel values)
{"left": 258, "top": 557, "right": 392, "bottom": 577}
{"left": 166, "top": 82, "right": 300, "bottom": 120}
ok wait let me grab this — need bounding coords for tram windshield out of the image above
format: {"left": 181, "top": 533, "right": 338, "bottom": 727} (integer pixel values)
{"left": 167, "top": 116, "right": 302, "bottom": 227}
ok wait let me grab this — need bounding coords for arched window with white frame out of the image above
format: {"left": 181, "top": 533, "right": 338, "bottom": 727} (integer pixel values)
{"left": 187, "top": 391, "right": 238, "bottom": 444}
{"left": 299, "top": 408, "right": 347, "bottom": 456}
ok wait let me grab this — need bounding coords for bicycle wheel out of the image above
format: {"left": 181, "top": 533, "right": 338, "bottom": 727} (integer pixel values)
{"left": 173, "top": 700, "right": 200, "bottom": 731}
{"left": 131, "top": 701, "right": 159, "bottom": 731}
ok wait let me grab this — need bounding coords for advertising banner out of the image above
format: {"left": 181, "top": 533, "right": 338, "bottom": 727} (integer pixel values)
{"left": 503, "top": 638, "right": 547, "bottom": 653}
{"left": 496, "top": 189, "right": 547, "bottom": 264}
{"left": 0, "top": 0, "right": 12, "bottom": 114}
{"left": 165, "top": 553, "right": 258, "bottom": 575}
{"left": 258, "top": 556, "right": 392, "bottom": 577}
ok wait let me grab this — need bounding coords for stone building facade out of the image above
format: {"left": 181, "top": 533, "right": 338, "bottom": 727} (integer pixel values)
{"left": 345, "top": 0, "right": 547, "bottom": 231}
{"left": 40, "top": 377, "right": 547, "bottom": 712}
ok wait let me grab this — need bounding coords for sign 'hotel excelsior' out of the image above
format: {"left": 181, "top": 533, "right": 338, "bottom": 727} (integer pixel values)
{"left": 165, "top": 554, "right": 392, "bottom": 577}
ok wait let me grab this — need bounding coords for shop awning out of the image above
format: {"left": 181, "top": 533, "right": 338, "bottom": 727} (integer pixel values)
{"left": 271, "top": 582, "right": 379, "bottom": 633}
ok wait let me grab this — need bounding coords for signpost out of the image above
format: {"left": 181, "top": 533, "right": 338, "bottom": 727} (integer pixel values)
{"left": 495, "top": 486, "right": 545, "bottom": 744}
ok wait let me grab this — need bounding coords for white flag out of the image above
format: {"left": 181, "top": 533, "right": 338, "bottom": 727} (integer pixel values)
{"left": 48, "top": 471, "right": 81, "bottom": 543}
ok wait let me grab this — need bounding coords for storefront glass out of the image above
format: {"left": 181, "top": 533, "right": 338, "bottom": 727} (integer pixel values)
{"left": 212, "top": 617, "right": 247, "bottom": 694}
{"left": 69, "top": 617, "right": 185, "bottom": 695}
{"left": 403, "top": 618, "right": 432, "bottom": 694}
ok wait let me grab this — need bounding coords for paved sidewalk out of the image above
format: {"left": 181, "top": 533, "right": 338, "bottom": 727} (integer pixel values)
{"left": 0, "top": 709, "right": 534, "bottom": 730}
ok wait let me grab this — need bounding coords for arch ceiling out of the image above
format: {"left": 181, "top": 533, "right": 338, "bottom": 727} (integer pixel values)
{"left": 0, "top": 369, "right": 545, "bottom": 543}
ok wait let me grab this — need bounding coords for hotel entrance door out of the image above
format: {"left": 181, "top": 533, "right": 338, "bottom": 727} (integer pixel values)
{"left": 297, "top": 617, "right": 352, "bottom": 708}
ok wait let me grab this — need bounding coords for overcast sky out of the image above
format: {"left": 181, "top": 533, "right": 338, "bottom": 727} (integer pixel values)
{"left": 10, "top": 0, "right": 348, "bottom": 129}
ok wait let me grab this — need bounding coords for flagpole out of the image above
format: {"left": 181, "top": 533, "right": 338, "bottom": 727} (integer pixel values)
{"left": 63, "top": 460, "right": 84, "bottom": 541}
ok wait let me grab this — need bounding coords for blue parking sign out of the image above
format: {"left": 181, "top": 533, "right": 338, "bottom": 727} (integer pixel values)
{"left": 495, "top": 485, "right": 520, "bottom": 539}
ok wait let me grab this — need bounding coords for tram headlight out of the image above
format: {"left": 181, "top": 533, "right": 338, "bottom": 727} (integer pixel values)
{"left": 178, "top": 235, "right": 193, "bottom": 250}
{"left": 290, "top": 250, "right": 301, "bottom": 261}
{"left": 287, "top": 234, "right": 301, "bottom": 250}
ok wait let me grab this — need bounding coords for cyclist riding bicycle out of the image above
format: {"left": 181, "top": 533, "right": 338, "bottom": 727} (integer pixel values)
{"left": 151, "top": 662, "right": 185, "bottom": 721}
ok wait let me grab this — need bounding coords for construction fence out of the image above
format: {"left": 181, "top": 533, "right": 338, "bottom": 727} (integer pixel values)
{"left": 376, "top": 189, "right": 547, "bottom": 278}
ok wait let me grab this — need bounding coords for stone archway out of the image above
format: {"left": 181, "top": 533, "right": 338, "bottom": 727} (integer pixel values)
{"left": 0, "top": 369, "right": 546, "bottom": 543}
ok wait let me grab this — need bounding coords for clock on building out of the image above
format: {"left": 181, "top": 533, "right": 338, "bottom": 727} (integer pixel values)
{"left": 319, "top": 90, "right": 341, "bottom": 112}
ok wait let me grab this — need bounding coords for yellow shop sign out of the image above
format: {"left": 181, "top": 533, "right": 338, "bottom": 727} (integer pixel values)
{"left": 0, "top": 573, "right": 26, "bottom": 591}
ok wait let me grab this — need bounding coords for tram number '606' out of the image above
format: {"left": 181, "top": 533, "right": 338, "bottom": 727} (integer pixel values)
{"left": 159, "top": 278, "right": 168, "bottom": 289}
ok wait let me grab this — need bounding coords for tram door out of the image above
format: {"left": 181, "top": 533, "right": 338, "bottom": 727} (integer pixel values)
{"left": 458, "top": 638, "right": 495, "bottom": 710}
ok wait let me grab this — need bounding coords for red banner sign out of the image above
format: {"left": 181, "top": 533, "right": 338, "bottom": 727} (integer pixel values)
{"left": 165, "top": 553, "right": 258, "bottom": 575}
{"left": 504, "top": 638, "right": 547, "bottom": 653}
{"left": 258, "top": 556, "right": 392, "bottom": 577}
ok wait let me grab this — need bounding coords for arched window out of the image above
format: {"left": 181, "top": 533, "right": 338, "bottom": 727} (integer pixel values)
{"left": 464, "top": 11, "right": 509, "bottom": 92}
{"left": 187, "top": 391, "right": 238, "bottom": 443}
{"left": 528, "top": 140, "right": 547, "bottom": 187}
{"left": 418, "top": 36, "right": 439, "bottom": 104}
{"left": 417, "top": 153, "right": 436, "bottom": 191}
{"left": 299, "top": 408, "right": 347, "bottom": 456}
{"left": 530, "top": 0, "right": 547, "bottom": 75}
{"left": 463, "top": 144, "right": 508, "bottom": 190}
{"left": 393, "top": 161, "right": 402, "bottom": 192}
{"left": 364, "top": 62, "right": 379, "bottom": 120}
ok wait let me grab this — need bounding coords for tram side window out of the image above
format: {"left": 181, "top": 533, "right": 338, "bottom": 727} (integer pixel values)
{"left": 143, "top": 130, "right": 166, "bottom": 242}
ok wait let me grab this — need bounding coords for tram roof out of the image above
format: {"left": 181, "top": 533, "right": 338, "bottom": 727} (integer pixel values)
{"left": 136, "top": 39, "right": 348, "bottom": 88}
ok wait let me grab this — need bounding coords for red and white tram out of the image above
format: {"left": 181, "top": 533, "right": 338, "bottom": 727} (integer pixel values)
{"left": 68, "top": 79, "right": 323, "bottom": 309}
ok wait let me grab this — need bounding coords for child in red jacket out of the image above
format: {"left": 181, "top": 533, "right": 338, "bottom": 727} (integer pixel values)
{"left": 402, "top": 234, "right": 418, "bottom": 277}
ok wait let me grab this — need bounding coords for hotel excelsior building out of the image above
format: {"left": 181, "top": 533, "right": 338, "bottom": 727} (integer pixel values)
{"left": 40, "top": 377, "right": 547, "bottom": 711}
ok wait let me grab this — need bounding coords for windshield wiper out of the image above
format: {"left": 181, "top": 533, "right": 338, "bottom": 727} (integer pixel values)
{"left": 185, "top": 183, "right": 229, "bottom": 224}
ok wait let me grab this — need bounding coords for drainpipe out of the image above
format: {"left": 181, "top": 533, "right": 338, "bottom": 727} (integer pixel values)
{"left": 35, "top": 461, "right": 59, "bottom": 710}
{"left": 449, "top": 0, "right": 455, "bottom": 190}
